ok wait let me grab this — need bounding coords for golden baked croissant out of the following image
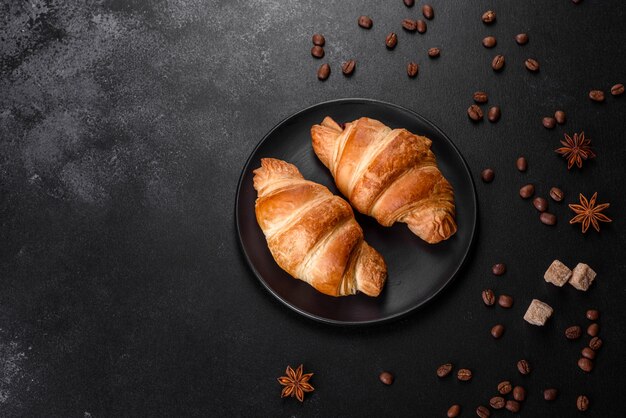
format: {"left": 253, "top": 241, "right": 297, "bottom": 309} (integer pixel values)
{"left": 311, "top": 116, "right": 456, "bottom": 244}
{"left": 253, "top": 158, "right": 387, "bottom": 297}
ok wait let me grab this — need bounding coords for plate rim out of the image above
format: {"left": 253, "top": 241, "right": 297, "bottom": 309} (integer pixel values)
{"left": 235, "top": 97, "right": 478, "bottom": 326}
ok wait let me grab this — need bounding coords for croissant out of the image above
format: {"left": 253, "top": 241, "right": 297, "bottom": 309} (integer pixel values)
{"left": 311, "top": 116, "right": 457, "bottom": 244}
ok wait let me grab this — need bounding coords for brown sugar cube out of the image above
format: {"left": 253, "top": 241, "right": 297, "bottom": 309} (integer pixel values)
{"left": 569, "top": 263, "right": 596, "bottom": 291}
{"left": 544, "top": 260, "right": 572, "bottom": 287}
{"left": 523, "top": 299, "right": 554, "bottom": 326}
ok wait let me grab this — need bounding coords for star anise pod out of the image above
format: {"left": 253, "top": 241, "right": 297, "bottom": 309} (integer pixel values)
{"left": 555, "top": 131, "right": 596, "bottom": 169}
{"left": 277, "top": 364, "right": 314, "bottom": 402}
{"left": 569, "top": 192, "right": 612, "bottom": 233}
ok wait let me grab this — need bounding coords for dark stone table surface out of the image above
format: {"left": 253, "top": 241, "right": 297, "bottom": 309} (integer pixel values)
{"left": 1, "top": 1, "right": 625, "bottom": 416}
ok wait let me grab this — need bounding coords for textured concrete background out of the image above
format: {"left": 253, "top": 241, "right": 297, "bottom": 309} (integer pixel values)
{"left": 1, "top": 0, "right": 625, "bottom": 416}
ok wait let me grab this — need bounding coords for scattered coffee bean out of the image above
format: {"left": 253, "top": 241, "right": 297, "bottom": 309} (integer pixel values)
{"left": 481, "top": 168, "right": 495, "bottom": 183}
{"left": 533, "top": 197, "right": 548, "bottom": 212}
{"left": 473, "top": 91, "right": 488, "bottom": 103}
{"left": 555, "top": 110, "right": 566, "bottom": 124}
{"left": 505, "top": 400, "right": 521, "bottom": 413}
{"left": 312, "top": 34, "right": 325, "bottom": 46}
{"left": 416, "top": 19, "right": 427, "bottom": 33}
{"left": 586, "top": 309, "right": 599, "bottom": 320}
{"left": 379, "top": 371, "right": 394, "bottom": 385}
{"left": 581, "top": 347, "right": 596, "bottom": 360}
{"left": 490, "top": 396, "right": 505, "bottom": 409}
{"left": 542, "top": 116, "right": 556, "bottom": 129}
{"left": 492, "top": 263, "right": 506, "bottom": 276}
{"left": 402, "top": 19, "right": 417, "bottom": 32}
{"left": 587, "top": 323, "right": 599, "bottom": 337}
{"left": 476, "top": 405, "right": 490, "bottom": 418}
{"left": 550, "top": 187, "right": 564, "bottom": 202}
{"left": 358, "top": 15, "right": 373, "bottom": 29}
{"left": 498, "top": 295, "right": 513, "bottom": 308}
{"left": 589, "top": 90, "right": 605, "bottom": 102}
{"left": 488, "top": 106, "right": 501, "bottom": 122}
{"left": 311, "top": 45, "right": 325, "bottom": 58}
{"left": 565, "top": 325, "right": 582, "bottom": 340}
{"left": 385, "top": 33, "right": 398, "bottom": 49}
{"left": 482, "top": 289, "right": 496, "bottom": 306}
{"left": 577, "top": 395, "right": 589, "bottom": 412}
{"left": 468, "top": 104, "right": 484, "bottom": 121}
{"left": 544, "top": 388, "right": 559, "bottom": 401}
{"left": 572, "top": 0, "right": 583, "bottom": 3}
{"left": 482, "top": 36, "right": 497, "bottom": 48}
{"left": 519, "top": 184, "right": 535, "bottom": 199}
{"left": 457, "top": 368, "right": 472, "bottom": 381}
{"left": 437, "top": 363, "right": 453, "bottom": 378}
{"left": 516, "top": 157, "right": 528, "bottom": 172}
{"left": 341, "top": 60, "right": 356, "bottom": 76}
{"left": 482, "top": 10, "right": 496, "bottom": 24}
{"left": 423, "top": 4, "right": 434, "bottom": 19}
{"left": 317, "top": 63, "right": 330, "bottom": 80}
{"left": 517, "top": 359, "right": 531, "bottom": 375}
{"left": 407, "top": 62, "right": 419, "bottom": 78}
{"left": 447, "top": 404, "right": 461, "bottom": 418}
{"left": 540, "top": 212, "right": 557, "bottom": 226}
{"left": 515, "top": 33, "right": 529, "bottom": 45}
{"left": 491, "top": 324, "right": 505, "bottom": 339}
{"left": 611, "top": 83, "right": 625, "bottom": 96}
{"left": 403, "top": 0, "right": 414, "bottom": 6}
{"left": 589, "top": 337, "right": 603, "bottom": 350}
{"left": 513, "top": 386, "right": 526, "bottom": 401}
{"left": 492, "top": 54, "right": 505, "bottom": 71}
{"left": 525, "top": 58, "right": 540, "bottom": 72}
{"left": 428, "top": 47, "right": 440, "bottom": 58}
{"left": 578, "top": 357, "right": 593, "bottom": 372}
{"left": 498, "top": 381, "right": 512, "bottom": 395}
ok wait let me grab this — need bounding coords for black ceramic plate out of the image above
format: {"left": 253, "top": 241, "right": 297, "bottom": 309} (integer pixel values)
{"left": 236, "top": 99, "right": 476, "bottom": 325}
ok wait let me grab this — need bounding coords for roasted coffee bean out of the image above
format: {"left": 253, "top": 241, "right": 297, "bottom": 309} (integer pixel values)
{"left": 513, "top": 385, "right": 526, "bottom": 401}
{"left": 587, "top": 323, "right": 599, "bottom": 337}
{"left": 550, "top": 187, "right": 564, "bottom": 202}
{"left": 540, "top": 212, "right": 557, "bottom": 225}
{"left": 565, "top": 325, "right": 582, "bottom": 339}
{"left": 515, "top": 33, "right": 529, "bottom": 45}
{"left": 589, "top": 337, "right": 603, "bottom": 350}
{"left": 516, "top": 157, "right": 528, "bottom": 172}
{"left": 519, "top": 184, "right": 535, "bottom": 199}
{"left": 611, "top": 83, "right": 625, "bottom": 96}
{"left": 385, "top": 33, "right": 398, "bottom": 49}
{"left": 586, "top": 309, "right": 600, "bottom": 320}
{"left": 542, "top": 116, "right": 556, "bottom": 129}
{"left": 492, "top": 263, "right": 506, "bottom": 276}
{"left": 379, "top": 371, "right": 394, "bottom": 385}
{"left": 577, "top": 395, "right": 589, "bottom": 411}
{"left": 403, "top": 0, "right": 415, "bottom": 6}
{"left": 498, "top": 380, "right": 512, "bottom": 395}
{"left": 490, "top": 396, "right": 505, "bottom": 409}
{"left": 312, "top": 34, "right": 325, "bottom": 46}
{"left": 476, "top": 405, "right": 490, "bottom": 418}
{"left": 544, "top": 388, "right": 559, "bottom": 401}
{"left": 533, "top": 197, "right": 548, "bottom": 212}
{"left": 457, "top": 368, "right": 472, "bottom": 381}
{"left": 416, "top": 19, "right": 427, "bottom": 33}
{"left": 311, "top": 45, "right": 325, "bottom": 58}
{"left": 488, "top": 106, "right": 501, "bottom": 122}
{"left": 423, "top": 4, "right": 434, "bottom": 19}
{"left": 555, "top": 110, "right": 566, "bottom": 124}
{"left": 358, "top": 15, "right": 373, "bottom": 29}
{"left": 317, "top": 63, "right": 330, "bottom": 80}
{"left": 468, "top": 104, "right": 484, "bottom": 121}
{"left": 341, "top": 60, "right": 356, "bottom": 76}
{"left": 505, "top": 400, "right": 521, "bottom": 413}
{"left": 407, "top": 62, "right": 419, "bottom": 78}
{"left": 498, "top": 294, "right": 513, "bottom": 308}
{"left": 517, "top": 359, "right": 531, "bottom": 375}
{"left": 578, "top": 357, "right": 593, "bottom": 372}
{"left": 447, "top": 404, "right": 461, "bottom": 418}
{"left": 402, "top": 19, "right": 417, "bottom": 32}
{"left": 481, "top": 168, "right": 495, "bottom": 183}
{"left": 437, "top": 363, "right": 453, "bottom": 378}
{"left": 482, "top": 10, "right": 496, "bottom": 24}
{"left": 491, "top": 324, "right": 505, "bottom": 339}
{"left": 581, "top": 347, "right": 596, "bottom": 360}
{"left": 482, "top": 36, "right": 497, "bottom": 48}
{"left": 525, "top": 58, "right": 540, "bottom": 72}
{"left": 589, "top": 90, "right": 605, "bottom": 102}
{"left": 482, "top": 289, "right": 496, "bottom": 306}
{"left": 572, "top": 0, "right": 583, "bottom": 4}
{"left": 492, "top": 54, "right": 505, "bottom": 71}
{"left": 473, "top": 91, "right": 488, "bottom": 103}
{"left": 428, "top": 47, "right": 440, "bottom": 58}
